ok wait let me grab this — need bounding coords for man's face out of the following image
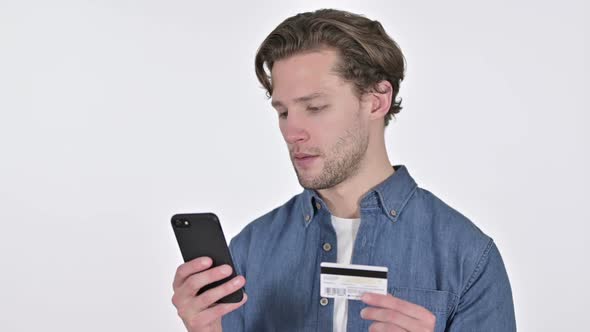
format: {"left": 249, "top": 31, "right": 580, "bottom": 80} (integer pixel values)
{"left": 270, "top": 48, "right": 371, "bottom": 190}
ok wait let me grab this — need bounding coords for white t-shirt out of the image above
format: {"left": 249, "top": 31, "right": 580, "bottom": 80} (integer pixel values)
{"left": 330, "top": 215, "right": 361, "bottom": 332}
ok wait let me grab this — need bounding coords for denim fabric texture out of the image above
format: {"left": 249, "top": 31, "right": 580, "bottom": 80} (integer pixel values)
{"left": 222, "top": 165, "right": 516, "bottom": 331}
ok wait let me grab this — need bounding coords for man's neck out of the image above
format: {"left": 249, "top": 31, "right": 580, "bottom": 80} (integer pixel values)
{"left": 317, "top": 160, "right": 394, "bottom": 219}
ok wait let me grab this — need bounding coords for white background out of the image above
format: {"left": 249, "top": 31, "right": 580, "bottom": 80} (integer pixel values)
{"left": 0, "top": 0, "right": 587, "bottom": 331}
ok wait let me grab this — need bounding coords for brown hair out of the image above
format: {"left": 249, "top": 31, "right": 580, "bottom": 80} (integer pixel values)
{"left": 254, "top": 9, "right": 406, "bottom": 126}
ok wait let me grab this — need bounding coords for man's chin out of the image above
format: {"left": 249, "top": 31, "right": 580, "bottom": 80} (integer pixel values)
{"left": 296, "top": 171, "right": 333, "bottom": 190}
{"left": 299, "top": 180, "right": 319, "bottom": 190}
{"left": 294, "top": 168, "right": 318, "bottom": 189}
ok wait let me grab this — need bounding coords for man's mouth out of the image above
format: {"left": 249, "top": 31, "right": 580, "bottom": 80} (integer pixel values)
{"left": 293, "top": 153, "right": 318, "bottom": 159}
{"left": 293, "top": 153, "right": 319, "bottom": 168}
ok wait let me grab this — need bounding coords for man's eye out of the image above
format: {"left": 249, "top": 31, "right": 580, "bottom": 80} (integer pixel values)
{"left": 308, "top": 105, "right": 327, "bottom": 112}
{"left": 278, "top": 111, "right": 288, "bottom": 119}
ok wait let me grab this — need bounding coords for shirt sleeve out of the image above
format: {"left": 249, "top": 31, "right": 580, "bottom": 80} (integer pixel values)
{"left": 220, "top": 234, "right": 247, "bottom": 331}
{"left": 446, "top": 239, "right": 517, "bottom": 331}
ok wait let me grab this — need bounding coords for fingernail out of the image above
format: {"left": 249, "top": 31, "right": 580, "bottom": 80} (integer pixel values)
{"left": 232, "top": 277, "right": 242, "bottom": 286}
{"left": 200, "top": 257, "right": 211, "bottom": 266}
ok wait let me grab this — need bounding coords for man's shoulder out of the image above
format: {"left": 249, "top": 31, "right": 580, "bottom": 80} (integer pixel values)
{"left": 409, "top": 186, "right": 492, "bottom": 247}
{"left": 406, "top": 187, "right": 500, "bottom": 289}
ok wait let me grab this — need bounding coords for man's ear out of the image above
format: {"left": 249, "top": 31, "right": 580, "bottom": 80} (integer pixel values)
{"left": 367, "top": 80, "right": 393, "bottom": 121}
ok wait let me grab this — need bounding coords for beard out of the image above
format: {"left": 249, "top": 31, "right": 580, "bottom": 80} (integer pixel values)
{"left": 291, "top": 120, "right": 369, "bottom": 190}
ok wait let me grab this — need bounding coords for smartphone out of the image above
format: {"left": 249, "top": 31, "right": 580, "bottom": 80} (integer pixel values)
{"left": 171, "top": 212, "right": 244, "bottom": 303}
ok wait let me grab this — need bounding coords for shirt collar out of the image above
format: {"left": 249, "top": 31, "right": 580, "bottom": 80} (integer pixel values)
{"left": 299, "top": 165, "right": 418, "bottom": 227}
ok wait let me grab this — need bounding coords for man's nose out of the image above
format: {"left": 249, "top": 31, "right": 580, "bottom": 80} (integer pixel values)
{"left": 283, "top": 115, "right": 309, "bottom": 144}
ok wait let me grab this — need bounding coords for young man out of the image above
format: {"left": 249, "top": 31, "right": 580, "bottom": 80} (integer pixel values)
{"left": 172, "top": 9, "right": 516, "bottom": 332}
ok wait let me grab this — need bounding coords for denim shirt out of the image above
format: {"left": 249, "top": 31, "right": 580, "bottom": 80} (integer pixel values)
{"left": 222, "top": 165, "right": 516, "bottom": 331}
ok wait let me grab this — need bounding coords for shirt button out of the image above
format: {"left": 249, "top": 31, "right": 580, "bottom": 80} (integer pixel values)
{"left": 304, "top": 214, "right": 311, "bottom": 222}
{"left": 390, "top": 209, "right": 397, "bottom": 217}
{"left": 315, "top": 202, "right": 321, "bottom": 210}
{"left": 320, "top": 297, "right": 329, "bottom": 306}
{"left": 322, "top": 242, "right": 332, "bottom": 252}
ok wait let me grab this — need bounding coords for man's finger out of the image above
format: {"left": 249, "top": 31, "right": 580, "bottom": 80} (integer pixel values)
{"left": 361, "top": 293, "right": 431, "bottom": 320}
{"left": 194, "top": 275, "right": 246, "bottom": 312}
{"left": 177, "top": 264, "right": 234, "bottom": 299}
{"left": 197, "top": 292, "right": 249, "bottom": 325}
{"left": 367, "top": 321, "right": 406, "bottom": 332}
{"left": 361, "top": 307, "right": 421, "bottom": 331}
{"left": 172, "top": 256, "right": 212, "bottom": 290}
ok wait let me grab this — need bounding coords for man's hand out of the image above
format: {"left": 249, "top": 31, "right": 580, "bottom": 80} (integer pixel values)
{"left": 171, "top": 256, "right": 247, "bottom": 332}
{"left": 360, "top": 293, "right": 436, "bottom": 332}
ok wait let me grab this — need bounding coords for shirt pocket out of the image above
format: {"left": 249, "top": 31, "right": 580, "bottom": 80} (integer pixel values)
{"left": 390, "top": 287, "right": 457, "bottom": 332}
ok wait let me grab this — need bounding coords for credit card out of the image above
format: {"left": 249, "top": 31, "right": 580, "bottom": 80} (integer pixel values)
{"left": 320, "top": 262, "right": 388, "bottom": 300}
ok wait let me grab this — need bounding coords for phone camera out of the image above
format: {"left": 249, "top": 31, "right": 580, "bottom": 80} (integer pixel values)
{"left": 175, "top": 219, "right": 191, "bottom": 228}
